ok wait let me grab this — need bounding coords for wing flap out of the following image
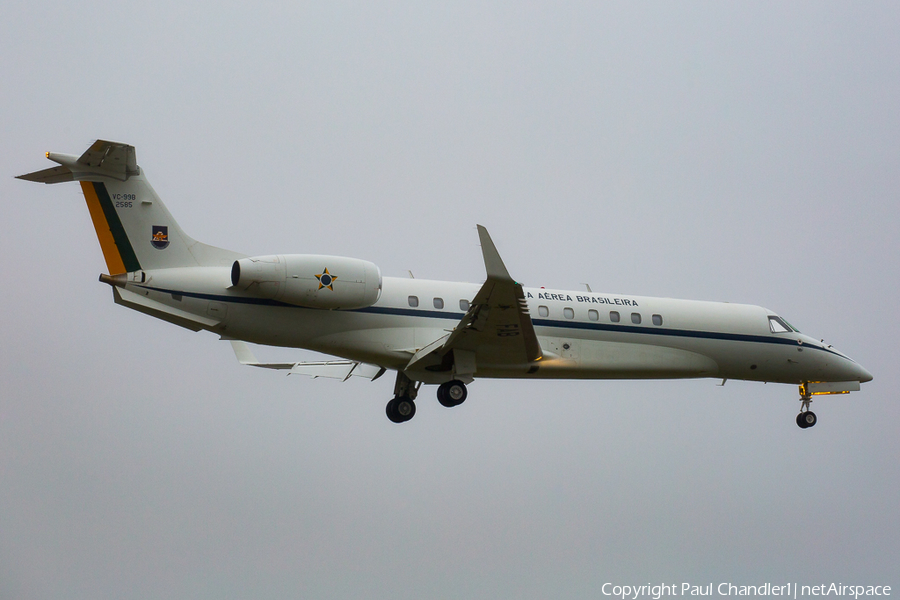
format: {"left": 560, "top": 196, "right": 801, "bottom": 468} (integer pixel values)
{"left": 290, "top": 362, "right": 357, "bottom": 380}
{"left": 406, "top": 333, "right": 451, "bottom": 370}
{"left": 229, "top": 341, "right": 385, "bottom": 381}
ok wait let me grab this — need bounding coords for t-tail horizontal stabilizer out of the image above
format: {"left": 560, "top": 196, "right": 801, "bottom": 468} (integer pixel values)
{"left": 16, "top": 141, "right": 139, "bottom": 184}
{"left": 229, "top": 341, "right": 386, "bottom": 381}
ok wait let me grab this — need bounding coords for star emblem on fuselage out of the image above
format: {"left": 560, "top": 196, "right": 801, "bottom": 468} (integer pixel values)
{"left": 315, "top": 268, "right": 337, "bottom": 290}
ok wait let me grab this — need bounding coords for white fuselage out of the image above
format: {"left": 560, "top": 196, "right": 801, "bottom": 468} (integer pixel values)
{"left": 127, "top": 267, "right": 872, "bottom": 387}
{"left": 19, "top": 140, "right": 872, "bottom": 427}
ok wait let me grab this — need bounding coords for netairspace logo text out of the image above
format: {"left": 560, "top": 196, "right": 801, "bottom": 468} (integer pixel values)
{"left": 601, "top": 584, "right": 892, "bottom": 600}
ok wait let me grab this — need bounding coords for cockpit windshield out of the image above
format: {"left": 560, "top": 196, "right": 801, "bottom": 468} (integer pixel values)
{"left": 769, "top": 315, "right": 800, "bottom": 334}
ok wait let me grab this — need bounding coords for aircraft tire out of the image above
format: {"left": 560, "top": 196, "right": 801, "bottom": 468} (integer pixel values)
{"left": 796, "top": 411, "right": 817, "bottom": 429}
{"left": 437, "top": 384, "right": 452, "bottom": 407}
{"left": 386, "top": 398, "right": 401, "bottom": 423}
{"left": 438, "top": 381, "right": 467, "bottom": 408}
{"left": 387, "top": 396, "right": 416, "bottom": 423}
{"left": 802, "top": 411, "right": 816, "bottom": 428}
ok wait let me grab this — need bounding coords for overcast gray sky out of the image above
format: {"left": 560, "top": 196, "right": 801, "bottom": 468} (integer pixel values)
{"left": 2, "top": 2, "right": 898, "bottom": 598}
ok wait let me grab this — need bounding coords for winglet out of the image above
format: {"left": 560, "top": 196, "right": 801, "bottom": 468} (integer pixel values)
{"left": 477, "top": 225, "right": 513, "bottom": 282}
{"left": 228, "top": 340, "right": 303, "bottom": 370}
{"left": 230, "top": 340, "right": 261, "bottom": 365}
{"left": 228, "top": 340, "right": 295, "bottom": 369}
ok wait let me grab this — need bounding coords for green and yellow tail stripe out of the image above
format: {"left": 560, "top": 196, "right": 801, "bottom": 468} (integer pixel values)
{"left": 80, "top": 181, "right": 142, "bottom": 275}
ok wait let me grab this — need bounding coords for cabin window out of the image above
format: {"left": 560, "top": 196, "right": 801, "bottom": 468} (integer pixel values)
{"left": 459, "top": 299, "right": 469, "bottom": 311}
{"left": 769, "top": 315, "right": 794, "bottom": 333}
{"left": 408, "top": 296, "right": 419, "bottom": 308}
{"left": 563, "top": 307, "right": 575, "bottom": 319}
{"left": 588, "top": 309, "right": 599, "bottom": 321}
{"left": 610, "top": 311, "right": 620, "bottom": 323}
{"left": 433, "top": 297, "right": 444, "bottom": 309}
{"left": 631, "top": 313, "right": 641, "bottom": 324}
{"left": 652, "top": 314, "right": 663, "bottom": 326}
{"left": 538, "top": 305, "right": 549, "bottom": 317}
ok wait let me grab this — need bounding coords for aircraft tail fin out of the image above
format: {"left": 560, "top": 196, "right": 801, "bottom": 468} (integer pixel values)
{"left": 17, "top": 140, "right": 243, "bottom": 275}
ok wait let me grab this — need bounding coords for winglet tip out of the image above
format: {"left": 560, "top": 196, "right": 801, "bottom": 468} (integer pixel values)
{"left": 475, "top": 225, "right": 513, "bottom": 281}
{"left": 229, "top": 340, "right": 259, "bottom": 365}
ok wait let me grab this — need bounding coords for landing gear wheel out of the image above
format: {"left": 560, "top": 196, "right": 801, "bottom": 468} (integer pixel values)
{"left": 386, "top": 396, "right": 416, "bottom": 423}
{"left": 386, "top": 399, "right": 400, "bottom": 423}
{"left": 396, "top": 397, "right": 416, "bottom": 420}
{"left": 437, "top": 380, "right": 468, "bottom": 408}
{"left": 797, "top": 385, "right": 817, "bottom": 429}
{"left": 797, "top": 411, "right": 817, "bottom": 429}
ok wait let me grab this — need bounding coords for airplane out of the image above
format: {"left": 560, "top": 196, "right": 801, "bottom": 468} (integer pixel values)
{"left": 17, "top": 140, "right": 873, "bottom": 427}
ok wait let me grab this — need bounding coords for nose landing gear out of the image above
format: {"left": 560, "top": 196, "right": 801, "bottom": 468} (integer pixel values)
{"left": 796, "top": 385, "right": 817, "bottom": 429}
{"left": 796, "top": 409, "right": 817, "bottom": 428}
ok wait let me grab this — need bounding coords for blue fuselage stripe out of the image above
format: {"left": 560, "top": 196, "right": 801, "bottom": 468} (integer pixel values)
{"left": 133, "top": 285, "right": 844, "bottom": 358}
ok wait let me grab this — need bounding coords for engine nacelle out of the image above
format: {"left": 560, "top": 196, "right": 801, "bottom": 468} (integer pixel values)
{"left": 231, "top": 254, "right": 382, "bottom": 310}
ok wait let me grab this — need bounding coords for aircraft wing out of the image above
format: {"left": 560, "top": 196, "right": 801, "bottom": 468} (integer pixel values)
{"left": 230, "top": 340, "right": 386, "bottom": 381}
{"left": 408, "top": 226, "right": 542, "bottom": 373}
{"left": 113, "top": 286, "right": 220, "bottom": 332}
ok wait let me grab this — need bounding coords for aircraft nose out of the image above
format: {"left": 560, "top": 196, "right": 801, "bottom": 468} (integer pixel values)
{"left": 825, "top": 344, "right": 873, "bottom": 383}
{"left": 855, "top": 363, "right": 874, "bottom": 383}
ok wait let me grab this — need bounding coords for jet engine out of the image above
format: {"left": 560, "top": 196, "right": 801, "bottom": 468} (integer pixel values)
{"left": 231, "top": 254, "right": 382, "bottom": 310}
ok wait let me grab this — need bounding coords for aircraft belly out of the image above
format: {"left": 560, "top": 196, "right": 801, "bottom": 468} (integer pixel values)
{"left": 478, "top": 338, "right": 719, "bottom": 380}
{"left": 716, "top": 343, "right": 837, "bottom": 385}
{"left": 580, "top": 339, "right": 719, "bottom": 378}
{"left": 220, "top": 306, "right": 444, "bottom": 369}
{"left": 308, "top": 326, "right": 424, "bottom": 370}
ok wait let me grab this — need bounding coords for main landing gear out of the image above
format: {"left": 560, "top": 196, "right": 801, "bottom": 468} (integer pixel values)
{"left": 385, "top": 374, "right": 470, "bottom": 423}
{"left": 437, "top": 380, "right": 468, "bottom": 408}
{"left": 796, "top": 385, "right": 817, "bottom": 429}
{"left": 386, "top": 396, "right": 416, "bottom": 423}
{"left": 386, "top": 372, "right": 420, "bottom": 424}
